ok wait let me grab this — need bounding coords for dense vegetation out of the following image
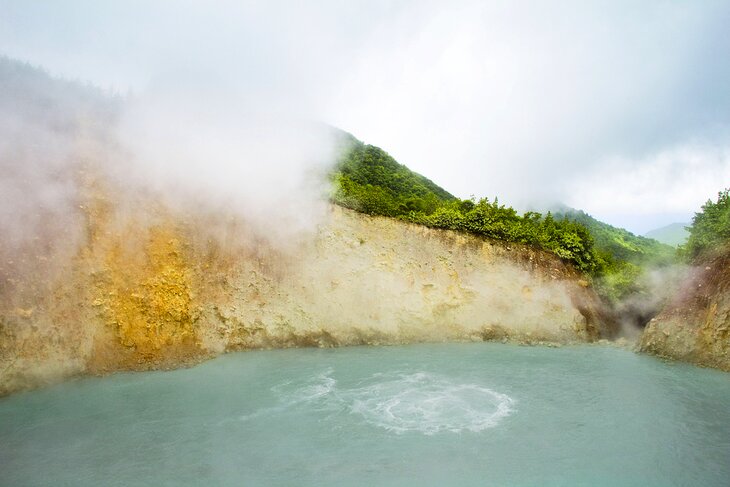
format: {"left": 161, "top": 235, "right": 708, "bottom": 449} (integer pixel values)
{"left": 681, "top": 189, "right": 730, "bottom": 261}
{"left": 331, "top": 136, "right": 600, "bottom": 274}
{"left": 553, "top": 209, "right": 675, "bottom": 302}
{"left": 332, "top": 134, "right": 454, "bottom": 216}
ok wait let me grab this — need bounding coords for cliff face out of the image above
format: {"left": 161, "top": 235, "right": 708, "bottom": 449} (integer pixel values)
{"left": 640, "top": 250, "right": 730, "bottom": 371}
{"left": 0, "top": 176, "right": 610, "bottom": 395}
{"left": 209, "top": 205, "right": 605, "bottom": 349}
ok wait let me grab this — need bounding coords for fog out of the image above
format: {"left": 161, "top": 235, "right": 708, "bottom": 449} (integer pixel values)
{"left": 0, "top": 59, "right": 115, "bottom": 282}
{"left": 118, "top": 81, "right": 337, "bottom": 241}
{"left": 0, "top": 57, "right": 340, "bottom": 260}
{"left": 1, "top": 0, "right": 729, "bottom": 233}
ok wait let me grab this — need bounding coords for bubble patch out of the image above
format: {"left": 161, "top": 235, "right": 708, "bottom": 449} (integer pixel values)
{"left": 274, "top": 370, "right": 515, "bottom": 435}
{"left": 272, "top": 368, "right": 338, "bottom": 405}
{"left": 345, "top": 372, "right": 515, "bottom": 434}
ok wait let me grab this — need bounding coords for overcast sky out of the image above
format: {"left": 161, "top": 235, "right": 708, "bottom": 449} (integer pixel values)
{"left": 1, "top": 0, "right": 729, "bottom": 234}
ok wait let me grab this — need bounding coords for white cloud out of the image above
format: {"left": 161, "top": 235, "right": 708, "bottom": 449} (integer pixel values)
{"left": 565, "top": 140, "right": 730, "bottom": 232}
{"left": 569, "top": 142, "right": 730, "bottom": 214}
{"left": 1, "top": 0, "right": 729, "bottom": 233}
{"left": 322, "top": 1, "right": 730, "bottom": 221}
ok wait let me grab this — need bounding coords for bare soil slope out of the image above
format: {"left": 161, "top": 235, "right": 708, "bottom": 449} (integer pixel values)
{"left": 641, "top": 249, "right": 730, "bottom": 371}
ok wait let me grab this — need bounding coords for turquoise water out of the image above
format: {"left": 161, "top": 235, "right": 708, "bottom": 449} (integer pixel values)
{"left": 2, "top": 343, "right": 730, "bottom": 486}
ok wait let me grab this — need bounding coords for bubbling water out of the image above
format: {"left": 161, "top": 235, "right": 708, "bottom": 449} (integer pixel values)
{"left": 346, "top": 372, "right": 515, "bottom": 434}
{"left": 268, "top": 370, "right": 515, "bottom": 435}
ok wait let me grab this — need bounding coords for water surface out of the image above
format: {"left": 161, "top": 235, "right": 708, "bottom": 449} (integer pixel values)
{"left": 2, "top": 343, "right": 730, "bottom": 486}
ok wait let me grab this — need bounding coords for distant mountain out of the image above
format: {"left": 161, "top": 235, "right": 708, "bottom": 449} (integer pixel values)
{"left": 552, "top": 207, "right": 676, "bottom": 266}
{"left": 644, "top": 223, "right": 690, "bottom": 247}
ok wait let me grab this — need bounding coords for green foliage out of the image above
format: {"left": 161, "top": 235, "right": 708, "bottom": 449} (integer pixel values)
{"left": 554, "top": 209, "right": 675, "bottom": 268}
{"left": 681, "top": 189, "right": 730, "bottom": 261}
{"left": 592, "top": 260, "right": 644, "bottom": 303}
{"left": 335, "top": 136, "right": 453, "bottom": 204}
{"left": 553, "top": 209, "right": 676, "bottom": 302}
{"left": 331, "top": 137, "right": 599, "bottom": 273}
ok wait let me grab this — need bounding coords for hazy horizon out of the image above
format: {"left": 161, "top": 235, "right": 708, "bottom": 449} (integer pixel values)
{"left": 1, "top": 0, "right": 729, "bottom": 234}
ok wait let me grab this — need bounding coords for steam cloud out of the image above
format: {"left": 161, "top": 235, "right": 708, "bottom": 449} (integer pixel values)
{"left": 118, "top": 81, "right": 338, "bottom": 242}
{"left": 0, "top": 58, "right": 112, "bottom": 285}
{"left": 0, "top": 57, "right": 340, "bottom": 290}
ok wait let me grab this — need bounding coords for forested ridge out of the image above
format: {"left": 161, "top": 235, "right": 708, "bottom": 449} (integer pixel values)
{"left": 329, "top": 134, "right": 677, "bottom": 302}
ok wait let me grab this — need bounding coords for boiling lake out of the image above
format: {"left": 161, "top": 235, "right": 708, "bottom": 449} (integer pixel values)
{"left": 2, "top": 343, "right": 729, "bottom": 486}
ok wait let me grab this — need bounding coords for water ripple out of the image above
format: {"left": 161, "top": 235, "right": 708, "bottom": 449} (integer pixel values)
{"left": 345, "top": 372, "right": 515, "bottom": 434}
{"left": 271, "top": 370, "right": 515, "bottom": 435}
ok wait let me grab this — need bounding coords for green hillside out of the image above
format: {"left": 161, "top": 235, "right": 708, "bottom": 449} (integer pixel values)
{"left": 330, "top": 134, "right": 679, "bottom": 303}
{"left": 331, "top": 135, "right": 599, "bottom": 274}
{"left": 554, "top": 209, "right": 676, "bottom": 301}
{"left": 331, "top": 133, "right": 455, "bottom": 217}
{"left": 644, "top": 223, "right": 690, "bottom": 247}
{"left": 554, "top": 209, "right": 675, "bottom": 267}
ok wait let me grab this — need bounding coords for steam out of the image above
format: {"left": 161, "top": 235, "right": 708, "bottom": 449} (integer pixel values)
{"left": 610, "top": 264, "right": 691, "bottom": 341}
{"left": 0, "top": 57, "right": 341, "bottom": 282}
{"left": 117, "top": 82, "right": 338, "bottom": 242}
{"left": 0, "top": 56, "right": 344, "bottom": 395}
{"left": 0, "top": 58, "right": 113, "bottom": 288}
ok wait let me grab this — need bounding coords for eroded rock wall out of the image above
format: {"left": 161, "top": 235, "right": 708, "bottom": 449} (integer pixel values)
{"left": 640, "top": 250, "right": 730, "bottom": 371}
{"left": 207, "top": 205, "right": 605, "bottom": 349}
{"left": 0, "top": 179, "right": 609, "bottom": 395}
